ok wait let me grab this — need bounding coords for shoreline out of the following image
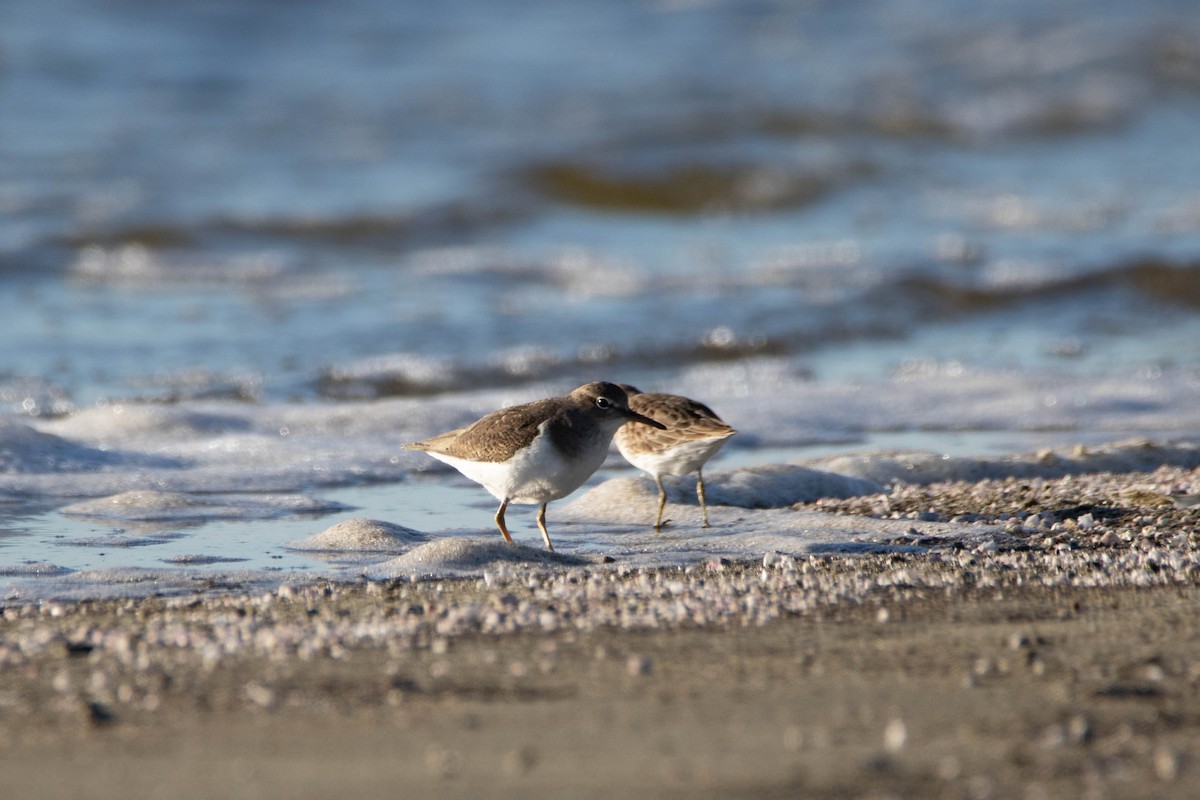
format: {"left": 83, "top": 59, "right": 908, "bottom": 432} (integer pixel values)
{"left": 2, "top": 467, "right": 1199, "bottom": 798}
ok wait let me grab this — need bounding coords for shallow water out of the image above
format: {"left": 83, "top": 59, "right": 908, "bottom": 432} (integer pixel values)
{"left": 2, "top": 0, "right": 1199, "bottom": 599}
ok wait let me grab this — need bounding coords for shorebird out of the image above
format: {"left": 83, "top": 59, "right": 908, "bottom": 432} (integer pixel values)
{"left": 404, "top": 382, "right": 665, "bottom": 551}
{"left": 614, "top": 385, "right": 736, "bottom": 530}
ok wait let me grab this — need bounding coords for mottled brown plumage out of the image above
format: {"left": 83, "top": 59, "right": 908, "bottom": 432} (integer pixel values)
{"left": 615, "top": 385, "right": 736, "bottom": 529}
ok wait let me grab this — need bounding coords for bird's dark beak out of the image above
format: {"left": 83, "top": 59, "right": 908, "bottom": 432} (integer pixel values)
{"left": 623, "top": 408, "right": 666, "bottom": 429}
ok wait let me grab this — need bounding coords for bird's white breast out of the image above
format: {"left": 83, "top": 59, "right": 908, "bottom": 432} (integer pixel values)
{"left": 427, "top": 419, "right": 611, "bottom": 505}
{"left": 618, "top": 436, "right": 730, "bottom": 479}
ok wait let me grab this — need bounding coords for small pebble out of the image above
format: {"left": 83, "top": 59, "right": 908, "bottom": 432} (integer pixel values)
{"left": 87, "top": 700, "right": 117, "bottom": 727}
{"left": 1154, "top": 747, "right": 1179, "bottom": 782}
{"left": 627, "top": 654, "right": 653, "bottom": 676}
{"left": 244, "top": 683, "right": 274, "bottom": 708}
{"left": 883, "top": 718, "right": 908, "bottom": 752}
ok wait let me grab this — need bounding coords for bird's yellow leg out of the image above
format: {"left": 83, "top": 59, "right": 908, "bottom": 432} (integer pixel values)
{"left": 494, "top": 499, "right": 514, "bottom": 543}
{"left": 654, "top": 476, "right": 668, "bottom": 531}
{"left": 536, "top": 503, "right": 554, "bottom": 552}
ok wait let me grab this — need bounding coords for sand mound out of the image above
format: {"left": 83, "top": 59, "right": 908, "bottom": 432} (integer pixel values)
{"left": 365, "top": 537, "right": 587, "bottom": 579}
{"left": 287, "top": 518, "right": 427, "bottom": 553}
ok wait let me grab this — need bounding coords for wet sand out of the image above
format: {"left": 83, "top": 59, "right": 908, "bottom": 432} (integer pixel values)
{"left": 3, "top": 468, "right": 1199, "bottom": 799}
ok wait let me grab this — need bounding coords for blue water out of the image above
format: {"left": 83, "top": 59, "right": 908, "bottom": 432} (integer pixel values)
{"left": 2, "top": 0, "right": 1199, "bottom": 597}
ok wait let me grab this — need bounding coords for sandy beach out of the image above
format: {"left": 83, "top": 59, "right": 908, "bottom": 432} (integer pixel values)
{"left": 6, "top": 3, "right": 1200, "bottom": 797}
{"left": 3, "top": 467, "right": 1199, "bottom": 799}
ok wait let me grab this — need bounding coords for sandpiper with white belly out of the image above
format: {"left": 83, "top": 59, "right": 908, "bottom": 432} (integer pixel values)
{"left": 614, "top": 385, "right": 736, "bottom": 530}
{"left": 404, "top": 381, "right": 665, "bottom": 551}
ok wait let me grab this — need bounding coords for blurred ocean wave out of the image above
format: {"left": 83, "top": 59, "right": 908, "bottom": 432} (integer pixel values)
{"left": 0, "top": 0, "right": 1196, "bottom": 421}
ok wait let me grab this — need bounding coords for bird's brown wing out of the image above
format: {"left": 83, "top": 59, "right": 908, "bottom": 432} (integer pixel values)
{"left": 621, "top": 393, "right": 735, "bottom": 453}
{"left": 404, "top": 398, "right": 557, "bottom": 462}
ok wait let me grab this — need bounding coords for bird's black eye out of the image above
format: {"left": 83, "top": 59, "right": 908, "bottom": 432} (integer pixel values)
{"left": 596, "top": 397, "right": 612, "bottom": 410}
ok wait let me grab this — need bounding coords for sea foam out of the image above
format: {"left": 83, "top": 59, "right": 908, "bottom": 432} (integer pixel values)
{"left": 61, "top": 490, "right": 346, "bottom": 522}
